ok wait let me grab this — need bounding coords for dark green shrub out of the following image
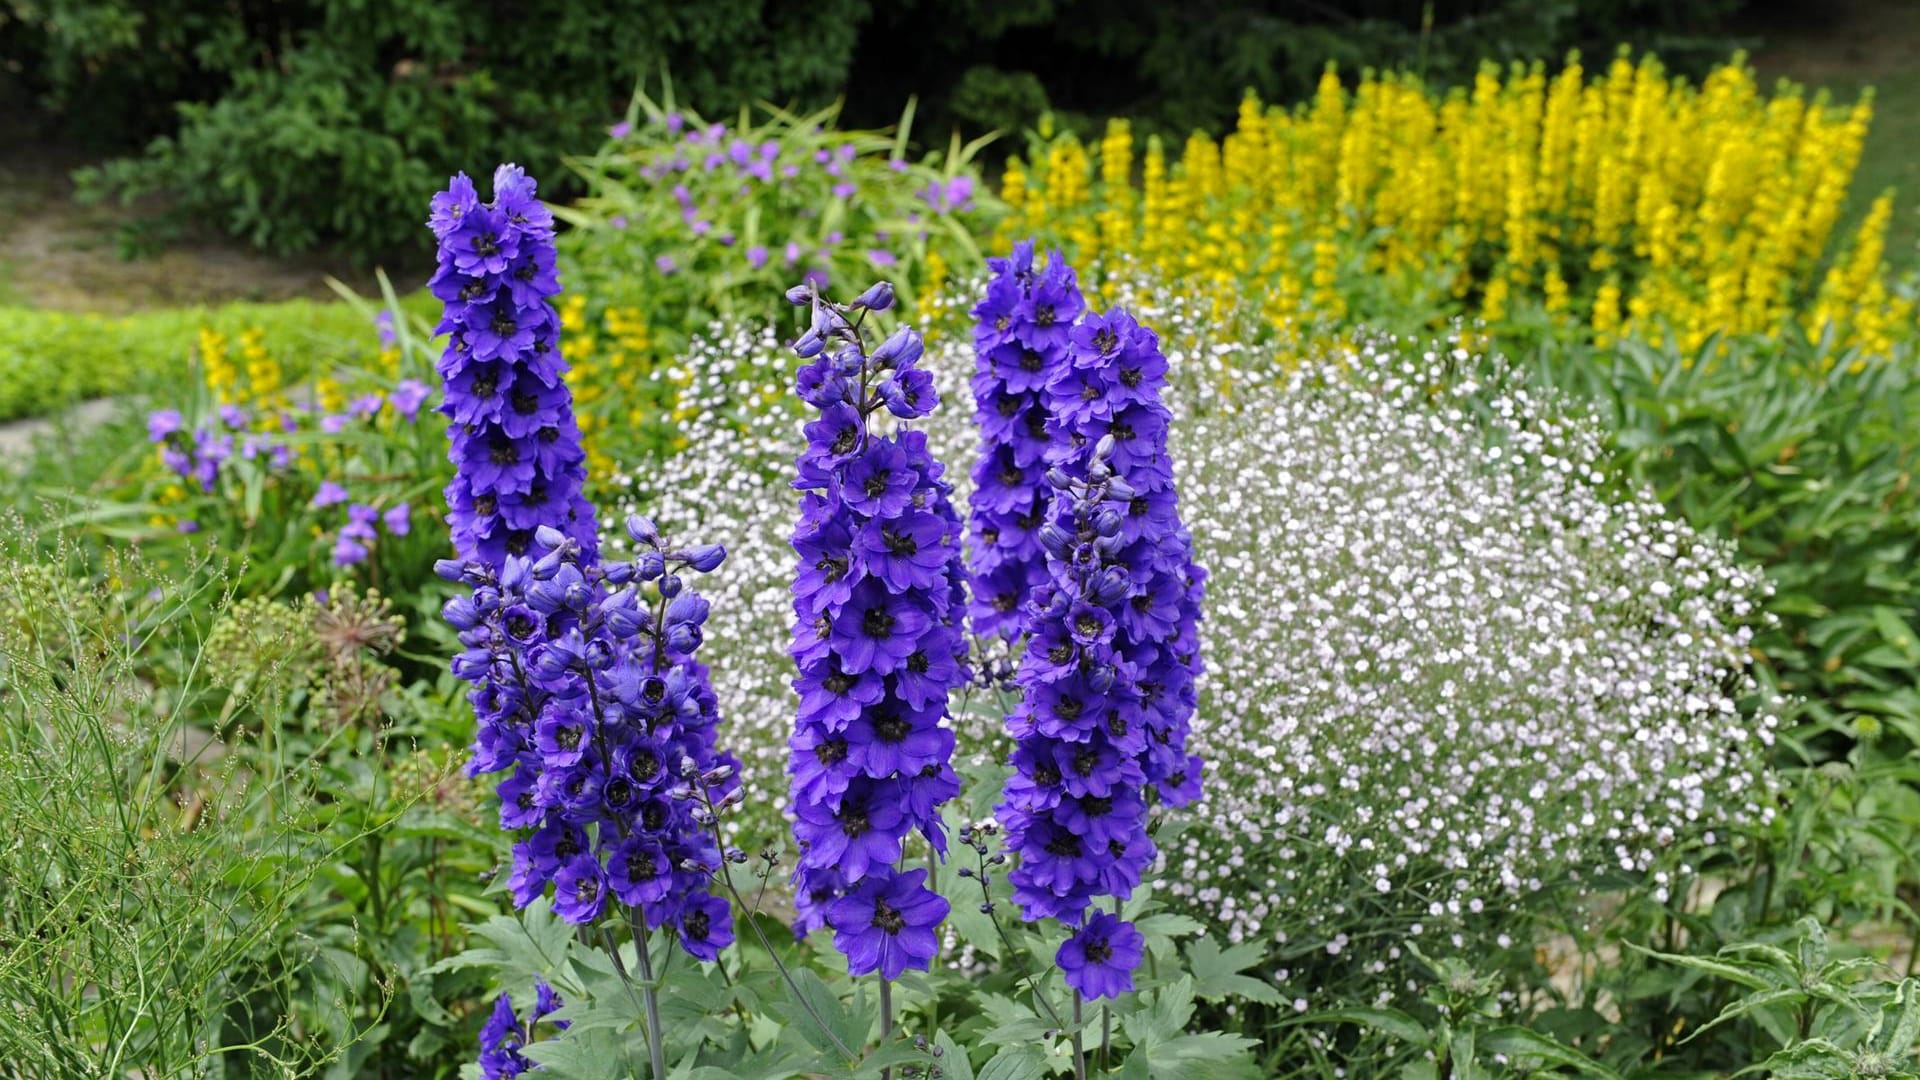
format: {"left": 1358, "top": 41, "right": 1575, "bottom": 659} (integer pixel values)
{"left": 7, "top": 0, "right": 869, "bottom": 258}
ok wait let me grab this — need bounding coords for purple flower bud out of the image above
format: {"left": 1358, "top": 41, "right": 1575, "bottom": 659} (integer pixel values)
{"left": 683, "top": 544, "right": 726, "bottom": 573}
{"left": 851, "top": 281, "right": 895, "bottom": 312}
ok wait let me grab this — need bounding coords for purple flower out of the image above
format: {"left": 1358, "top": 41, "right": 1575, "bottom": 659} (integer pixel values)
{"left": 609, "top": 121, "right": 633, "bottom": 140}
{"left": 429, "top": 164, "right": 595, "bottom": 568}
{"left": 965, "top": 242, "right": 1086, "bottom": 638}
{"left": 1058, "top": 912, "right": 1145, "bottom": 1001}
{"left": 827, "top": 867, "right": 949, "bottom": 980}
{"left": 218, "top": 403, "right": 247, "bottom": 429}
{"left": 350, "top": 393, "right": 385, "bottom": 420}
{"left": 746, "top": 245, "right": 769, "bottom": 270}
{"left": 993, "top": 285, "right": 1206, "bottom": 983}
{"left": 375, "top": 309, "right": 398, "bottom": 349}
{"left": 147, "top": 410, "right": 183, "bottom": 442}
{"left": 332, "top": 536, "right": 370, "bottom": 566}
{"left": 786, "top": 280, "right": 967, "bottom": 974}
{"left": 383, "top": 502, "right": 411, "bottom": 537}
{"left": 311, "top": 480, "right": 349, "bottom": 509}
{"left": 392, "top": 379, "right": 431, "bottom": 421}
{"left": 656, "top": 255, "right": 678, "bottom": 275}
{"left": 321, "top": 414, "right": 351, "bottom": 434}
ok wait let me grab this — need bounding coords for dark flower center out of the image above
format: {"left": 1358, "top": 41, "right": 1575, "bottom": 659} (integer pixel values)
{"left": 1044, "top": 831, "right": 1082, "bottom": 857}
{"left": 685, "top": 910, "right": 710, "bottom": 940}
{"left": 841, "top": 808, "right": 871, "bottom": 838}
{"left": 490, "top": 439, "right": 519, "bottom": 465}
{"left": 1093, "top": 326, "right": 1118, "bottom": 353}
{"left": 472, "top": 233, "right": 500, "bottom": 257}
{"left": 816, "top": 554, "right": 850, "bottom": 582}
{"left": 1120, "top": 365, "right": 1143, "bottom": 388}
{"left": 604, "top": 777, "right": 633, "bottom": 805}
{"left": 1081, "top": 383, "right": 1100, "bottom": 401}
{"left": 1073, "top": 749, "right": 1099, "bottom": 775}
{"left": 1085, "top": 938, "right": 1114, "bottom": 963}
{"left": 513, "top": 391, "right": 539, "bottom": 414}
{"left": 862, "top": 607, "right": 895, "bottom": 639}
{"left": 1055, "top": 695, "right": 1084, "bottom": 720}
{"left": 1018, "top": 349, "right": 1045, "bottom": 373}
{"left": 863, "top": 470, "right": 892, "bottom": 497}
{"left": 831, "top": 426, "right": 860, "bottom": 455}
{"left": 557, "top": 833, "right": 583, "bottom": 860}
{"left": 631, "top": 851, "right": 660, "bottom": 879}
{"left": 1110, "top": 421, "right": 1135, "bottom": 442}
{"left": 642, "top": 803, "right": 667, "bottom": 830}
{"left": 873, "top": 899, "right": 907, "bottom": 934}
{"left": 906, "top": 651, "right": 929, "bottom": 674}
{"left": 1107, "top": 713, "right": 1129, "bottom": 738}
{"left": 995, "top": 314, "right": 1011, "bottom": 332}
{"left": 1130, "top": 496, "right": 1150, "bottom": 518}
{"left": 874, "top": 710, "right": 910, "bottom": 743}
{"left": 1075, "top": 613, "right": 1101, "bottom": 637}
{"left": 574, "top": 877, "right": 598, "bottom": 904}
{"left": 816, "top": 738, "right": 848, "bottom": 766}
{"left": 507, "top": 613, "right": 536, "bottom": 639}
{"left": 1082, "top": 796, "right": 1113, "bottom": 817}
{"left": 555, "top": 725, "right": 581, "bottom": 750}
{"left": 491, "top": 312, "right": 518, "bottom": 338}
{"left": 1034, "top": 763, "right": 1062, "bottom": 786}
{"left": 992, "top": 592, "right": 1018, "bottom": 613}
{"left": 883, "top": 526, "right": 918, "bottom": 556}
{"left": 998, "top": 466, "right": 1022, "bottom": 487}
{"left": 473, "top": 372, "right": 499, "bottom": 397}
{"left": 1035, "top": 304, "right": 1056, "bottom": 327}
{"left": 824, "top": 672, "right": 853, "bottom": 695}
{"left": 997, "top": 396, "right": 1020, "bottom": 417}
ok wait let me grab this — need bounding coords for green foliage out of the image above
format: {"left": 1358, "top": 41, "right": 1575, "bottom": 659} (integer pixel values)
{"left": 0, "top": 297, "right": 403, "bottom": 422}
{"left": 1526, "top": 331, "right": 1920, "bottom": 755}
{"left": 10, "top": 0, "right": 871, "bottom": 258}
{"left": 0, "top": 530, "right": 359, "bottom": 1073}
{"left": 556, "top": 85, "right": 995, "bottom": 356}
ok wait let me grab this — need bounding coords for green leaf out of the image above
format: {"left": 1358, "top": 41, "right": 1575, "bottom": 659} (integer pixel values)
{"left": 1481, "top": 1026, "right": 1624, "bottom": 1078}
{"left": 1624, "top": 942, "right": 1775, "bottom": 991}
{"left": 1307, "top": 1006, "right": 1430, "bottom": 1045}
{"left": 767, "top": 968, "right": 859, "bottom": 1062}
{"left": 934, "top": 1032, "right": 976, "bottom": 1080}
{"left": 974, "top": 1045, "right": 1050, "bottom": 1080}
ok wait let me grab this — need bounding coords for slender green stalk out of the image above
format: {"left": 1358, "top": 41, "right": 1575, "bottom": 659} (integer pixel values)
{"left": 631, "top": 916, "right": 670, "bottom": 1080}
{"left": 1071, "top": 993, "right": 1088, "bottom": 1080}
{"left": 880, "top": 979, "right": 895, "bottom": 1080}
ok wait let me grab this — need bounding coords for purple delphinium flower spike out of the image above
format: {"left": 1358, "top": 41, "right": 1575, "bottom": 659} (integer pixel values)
{"left": 428, "top": 164, "right": 595, "bottom": 570}
{"left": 432, "top": 166, "right": 740, "bottom": 961}
{"left": 965, "top": 241, "right": 1086, "bottom": 638}
{"left": 784, "top": 279, "right": 967, "bottom": 974}
{"left": 995, "top": 302, "right": 1207, "bottom": 1003}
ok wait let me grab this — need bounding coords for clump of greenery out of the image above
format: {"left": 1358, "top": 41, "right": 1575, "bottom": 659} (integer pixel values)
{"left": 0, "top": 529, "right": 362, "bottom": 1073}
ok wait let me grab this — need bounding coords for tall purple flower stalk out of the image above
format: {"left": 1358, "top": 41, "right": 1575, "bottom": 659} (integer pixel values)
{"left": 431, "top": 166, "right": 740, "bottom": 965}
{"left": 429, "top": 164, "right": 596, "bottom": 570}
{"left": 965, "top": 241, "right": 1087, "bottom": 638}
{"left": 997, "top": 307, "right": 1206, "bottom": 1002}
{"left": 785, "top": 279, "right": 965, "bottom": 980}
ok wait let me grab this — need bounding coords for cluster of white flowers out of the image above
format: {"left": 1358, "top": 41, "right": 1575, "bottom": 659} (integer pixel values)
{"left": 607, "top": 284, "right": 1780, "bottom": 986}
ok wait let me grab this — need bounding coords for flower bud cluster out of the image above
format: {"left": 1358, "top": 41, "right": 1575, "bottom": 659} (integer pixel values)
{"left": 429, "top": 164, "right": 596, "bottom": 569}
{"left": 784, "top": 280, "right": 965, "bottom": 977}
{"left": 964, "top": 240, "right": 1087, "bottom": 637}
